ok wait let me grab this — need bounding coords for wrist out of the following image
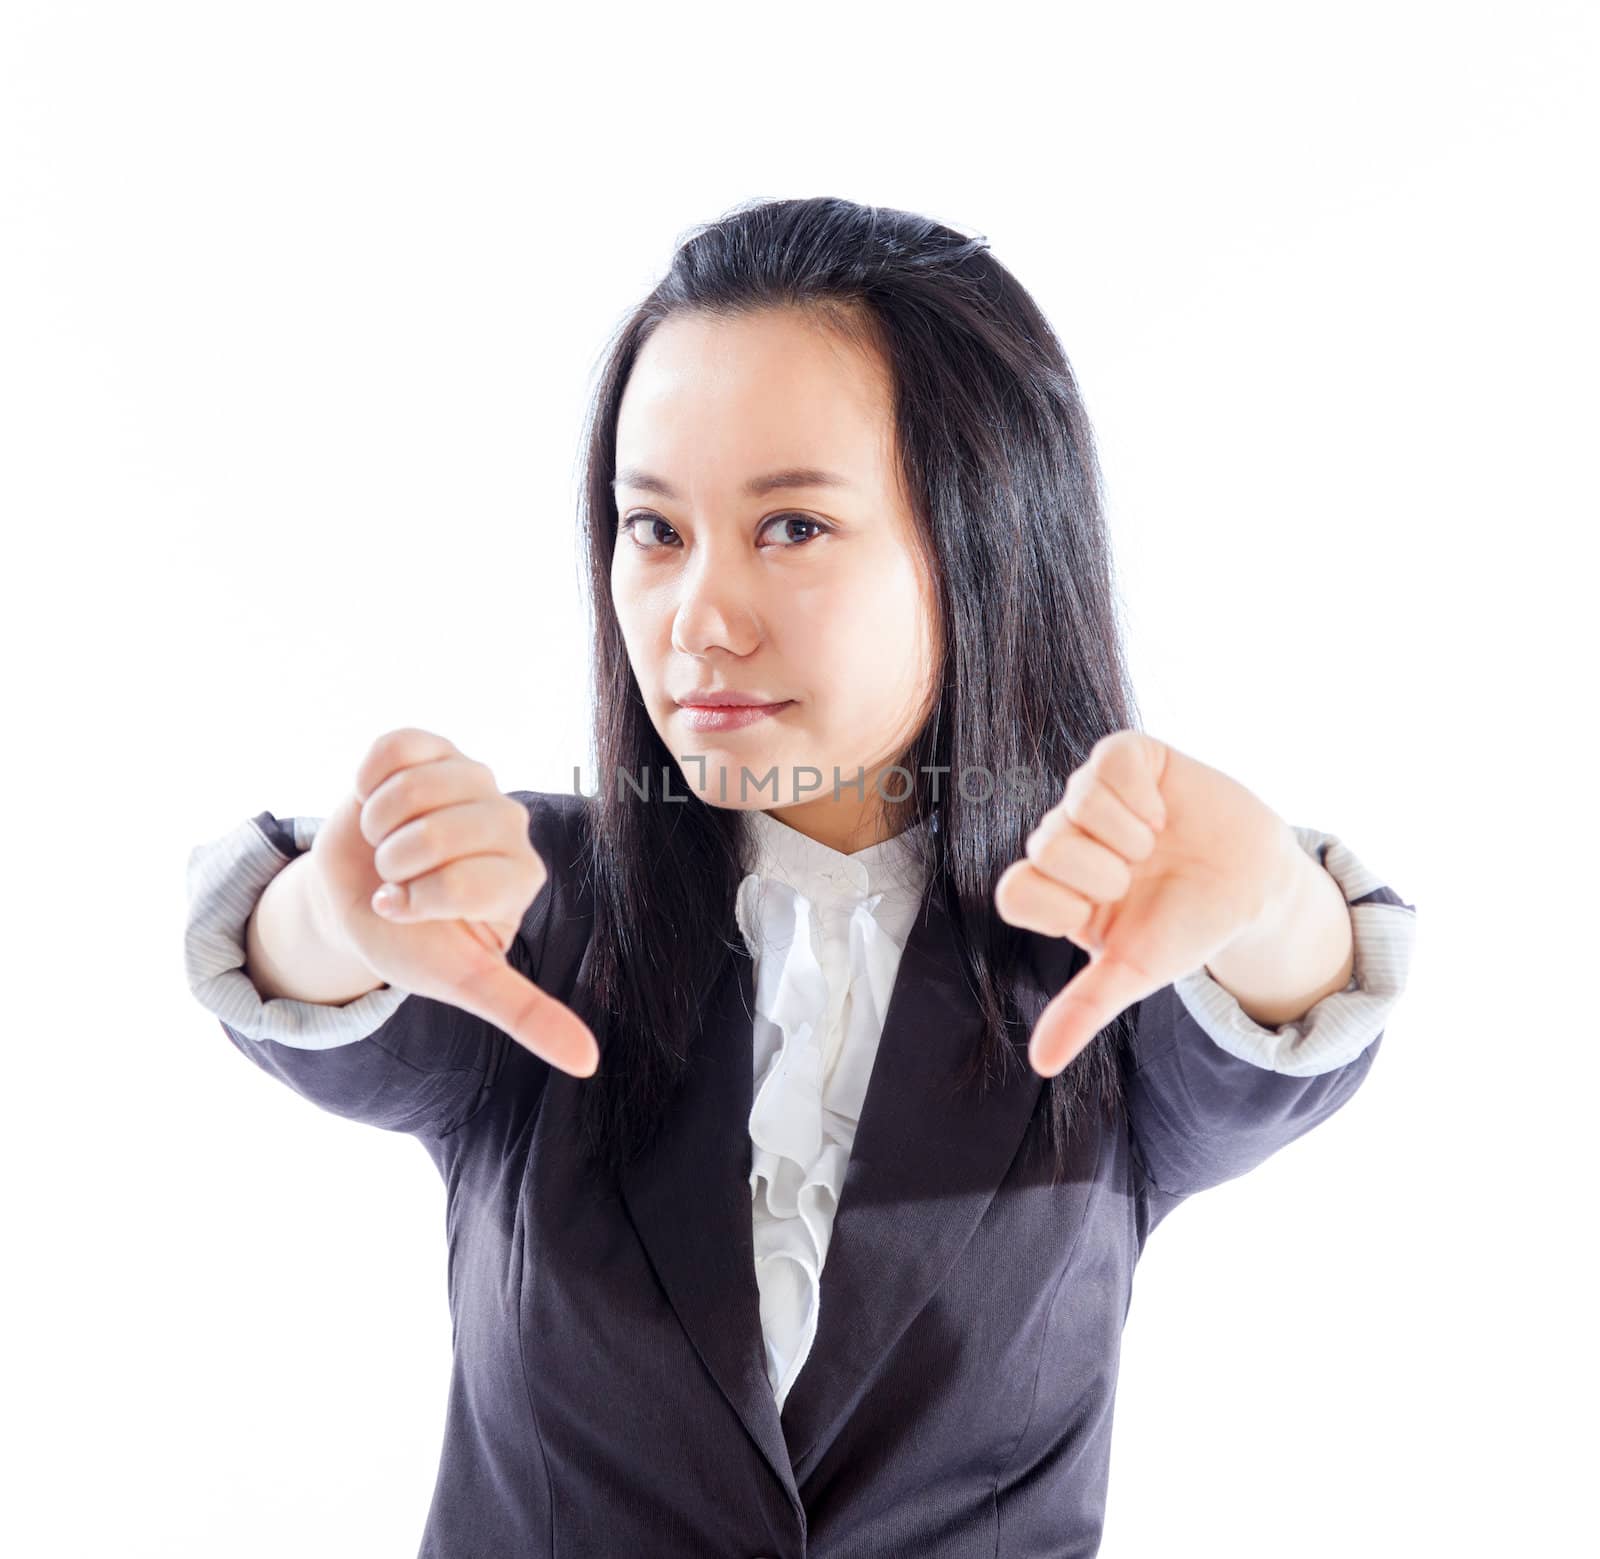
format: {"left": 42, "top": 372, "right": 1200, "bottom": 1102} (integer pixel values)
{"left": 1229, "top": 820, "right": 1315, "bottom": 956}
{"left": 284, "top": 849, "right": 388, "bottom": 998}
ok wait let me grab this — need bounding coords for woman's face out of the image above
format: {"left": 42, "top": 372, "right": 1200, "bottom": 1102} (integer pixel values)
{"left": 610, "top": 306, "right": 940, "bottom": 853}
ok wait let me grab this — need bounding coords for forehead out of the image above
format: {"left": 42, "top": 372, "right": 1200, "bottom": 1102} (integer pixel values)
{"left": 615, "top": 308, "right": 896, "bottom": 484}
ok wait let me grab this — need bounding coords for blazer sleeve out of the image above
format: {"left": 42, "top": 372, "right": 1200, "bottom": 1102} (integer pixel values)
{"left": 182, "top": 789, "right": 565, "bottom": 1140}
{"left": 1122, "top": 824, "right": 1417, "bottom": 1205}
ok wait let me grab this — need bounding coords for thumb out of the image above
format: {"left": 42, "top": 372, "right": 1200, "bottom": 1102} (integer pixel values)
{"left": 450, "top": 958, "right": 601, "bottom": 1079}
{"left": 1028, "top": 952, "right": 1153, "bottom": 1079}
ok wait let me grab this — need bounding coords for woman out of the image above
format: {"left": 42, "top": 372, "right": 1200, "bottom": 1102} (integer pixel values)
{"left": 185, "top": 195, "right": 1416, "bottom": 1558}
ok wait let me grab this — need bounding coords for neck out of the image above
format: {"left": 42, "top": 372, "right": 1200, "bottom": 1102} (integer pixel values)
{"left": 760, "top": 794, "right": 924, "bottom": 855}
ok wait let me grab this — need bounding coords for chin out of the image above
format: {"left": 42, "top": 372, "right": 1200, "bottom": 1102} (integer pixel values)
{"left": 684, "top": 752, "right": 793, "bottom": 809}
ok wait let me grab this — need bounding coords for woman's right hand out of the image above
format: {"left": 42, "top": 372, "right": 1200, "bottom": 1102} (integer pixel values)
{"left": 306, "top": 727, "right": 600, "bottom": 1079}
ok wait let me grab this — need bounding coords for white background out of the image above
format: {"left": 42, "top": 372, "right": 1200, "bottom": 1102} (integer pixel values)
{"left": 3, "top": 2, "right": 1594, "bottom": 1554}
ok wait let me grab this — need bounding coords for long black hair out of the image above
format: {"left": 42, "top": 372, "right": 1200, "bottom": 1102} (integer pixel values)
{"left": 570, "top": 195, "right": 1144, "bottom": 1187}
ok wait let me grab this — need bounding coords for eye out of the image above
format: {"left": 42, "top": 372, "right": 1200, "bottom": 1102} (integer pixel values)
{"left": 761, "top": 513, "right": 831, "bottom": 547}
{"left": 618, "top": 513, "right": 682, "bottom": 550}
{"left": 617, "top": 511, "right": 832, "bottom": 551}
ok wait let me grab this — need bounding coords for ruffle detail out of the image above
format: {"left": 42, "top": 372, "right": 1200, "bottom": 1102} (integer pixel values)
{"left": 735, "top": 870, "right": 903, "bottom": 1410}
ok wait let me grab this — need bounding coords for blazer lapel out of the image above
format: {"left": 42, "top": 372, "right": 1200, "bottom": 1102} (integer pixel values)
{"left": 616, "top": 944, "right": 802, "bottom": 1521}
{"left": 777, "top": 878, "right": 1047, "bottom": 1479}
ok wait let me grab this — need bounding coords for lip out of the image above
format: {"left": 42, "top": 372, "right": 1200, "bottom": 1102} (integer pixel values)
{"left": 676, "top": 698, "right": 795, "bottom": 733}
{"left": 673, "top": 689, "right": 790, "bottom": 707}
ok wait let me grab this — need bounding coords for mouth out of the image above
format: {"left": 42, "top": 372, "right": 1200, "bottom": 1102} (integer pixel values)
{"left": 675, "top": 698, "right": 796, "bottom": 732}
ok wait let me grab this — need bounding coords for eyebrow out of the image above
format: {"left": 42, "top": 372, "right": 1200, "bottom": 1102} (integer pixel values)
{"left": 610, "top": 466, "right": 855, "bottom": 501}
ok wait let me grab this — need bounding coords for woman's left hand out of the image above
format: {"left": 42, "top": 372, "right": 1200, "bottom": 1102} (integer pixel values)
{"left": 994, "top": 730, "right": 1299, "bottom": 1078}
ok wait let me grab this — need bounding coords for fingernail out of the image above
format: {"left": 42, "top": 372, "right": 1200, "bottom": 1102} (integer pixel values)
{"left": 372, "top": 883, "right": 404, "bottom": 916}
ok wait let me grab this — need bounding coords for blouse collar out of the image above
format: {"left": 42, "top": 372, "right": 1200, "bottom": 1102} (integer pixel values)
{"left": 738, "top": 807, "right": 932, "bottom": 913}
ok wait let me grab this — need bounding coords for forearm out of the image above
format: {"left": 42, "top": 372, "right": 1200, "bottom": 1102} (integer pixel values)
{"left": 245, "top": 853, "right": 388, "bottom": 1006}
{"left": 1203, "top": 834, "right": 1356, "bottom": 1028}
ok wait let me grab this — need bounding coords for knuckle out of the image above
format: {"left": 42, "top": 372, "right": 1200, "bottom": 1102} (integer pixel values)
{"left": 421, "top": 858, "right": 467, "bottom": 912}
{"left": 1064, "top": 780, "right": 1106, "bottom": 828}
{"left": 374, "top": 810, "right": 435, "bottom": 877}
{"left": 355, "top": 730, "right": 425, "bottom": 805}
{"left": 408, "top": 810, "right": 439, "bottom": 852}
{"left": 364, "top": 727, "right": 424, "bottom": 770}
{"left": 367, "top": 768, "right": 410, "bottom": 823}
{"left": 362, "top": 727, "right": 455, "bottom": 769}
{"left": 1026, "top": 815, "right": 1074, "bottom": 865}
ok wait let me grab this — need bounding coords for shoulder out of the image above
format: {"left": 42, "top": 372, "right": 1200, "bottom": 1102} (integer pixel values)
{"left": 506, "top": 787, "right": 595, "bottom": 865}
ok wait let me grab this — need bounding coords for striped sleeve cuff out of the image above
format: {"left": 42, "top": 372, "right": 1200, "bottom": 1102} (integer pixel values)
{"left": 184, "top": 811, "right": 412, "bottom": 1051}
{"left": 1171, "top": 825, "right": 1417, "bottom": 1077}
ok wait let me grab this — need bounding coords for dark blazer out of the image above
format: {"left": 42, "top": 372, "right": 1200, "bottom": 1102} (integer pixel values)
{"left": 212, "top": 788, "right": 1410, "bottom": 1558}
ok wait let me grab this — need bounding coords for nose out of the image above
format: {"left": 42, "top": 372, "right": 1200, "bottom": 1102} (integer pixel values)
{"left": 670, "top": 552, "right": 761, "bottom": 658}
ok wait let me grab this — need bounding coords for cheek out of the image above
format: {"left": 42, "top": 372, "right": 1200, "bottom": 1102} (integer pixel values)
{"left": 794, "top": 561, "right": 934, "bottom": 706}
{"left": 610, "top": 571, "right": 669, "bottom": 655}
{"left": 855, "top": 560, "right": 934, "bottom": 670}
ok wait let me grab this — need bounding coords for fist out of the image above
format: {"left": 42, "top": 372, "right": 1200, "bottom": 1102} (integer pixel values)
{"left": 307, "top": 727, "right": 600, "bottom": 1079}
{"left": 995, "top": 730, "right": 1295, "bottom": 1078}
